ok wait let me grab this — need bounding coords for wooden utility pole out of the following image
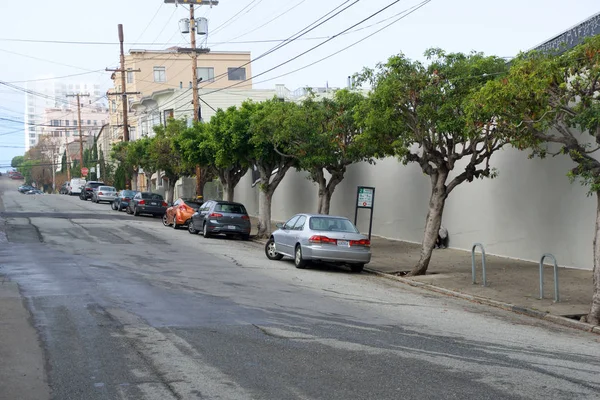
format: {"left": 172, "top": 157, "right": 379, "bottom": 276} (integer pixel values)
{"left": 66, "top": 93, "right": 90, "bottom": 177}
{"left": 190, "top": 5, "right": 203, "bottom": 197}
{"left": 106, "top": 24, "right": 140, "bottom": 189}
{"left": 65, "top": 136, "right": 71, "bottom": 181}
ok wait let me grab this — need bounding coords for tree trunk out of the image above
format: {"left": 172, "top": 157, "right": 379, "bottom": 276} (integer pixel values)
{"left": 587, "top": 191, "right": 600, "bottom": 325}
{"left": 409, "top": 172, "right": 448, "bottom": 276}
{"left": 225, "top": 183, "right": 235, "bottom": 202}
{"left": 256, "top": 189, "right": 273, "bottom": 239}
{"left": 315, "top": 168, "right": 345, "bottom": 215}
{"left": 167, "top": 179, "right": 176, "bottom": 204}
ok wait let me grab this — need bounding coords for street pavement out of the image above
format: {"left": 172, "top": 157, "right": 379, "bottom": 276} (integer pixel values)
{"left": 1, "top": 175, "right": 600, "bottom": 400}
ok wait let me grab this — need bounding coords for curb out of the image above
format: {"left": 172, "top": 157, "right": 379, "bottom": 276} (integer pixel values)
{"left": 365, "top": 267, "right": 600, "bottom": 335}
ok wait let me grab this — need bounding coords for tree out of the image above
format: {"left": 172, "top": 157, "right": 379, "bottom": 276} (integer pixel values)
{"left": 172, "top": 122, "right": 215, "bottom": 199}
{"left": 151, "top": 118, "right": 194, "bottom": 203}
{"left": 292, "top": 90, "right": 378, "bottom": 214}
{"left": 11, "top": 155, "right": 24, "bottom": 169}
{"left": 357, "top": 49, "right": 509, "bottom": 276}
{"left": 478, "top": 36, "right": 600, "bottom": 325}
{"left": 244, "top": 99, "right": 299, "bottom": 238}
{"left": 206, "top": 107, "right": 251, "bottom": 201}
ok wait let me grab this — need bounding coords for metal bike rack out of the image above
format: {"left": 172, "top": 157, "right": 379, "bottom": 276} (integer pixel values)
{"left": 471, "top": 243, "right": 487, "bottom": 287}
{"left": 539, "top": 253, "right": 560, "bottom": 302}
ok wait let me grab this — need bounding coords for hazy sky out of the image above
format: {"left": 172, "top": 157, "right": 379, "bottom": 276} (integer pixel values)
{"left": 0, "top": 0, "right": 598, "bottom": 168}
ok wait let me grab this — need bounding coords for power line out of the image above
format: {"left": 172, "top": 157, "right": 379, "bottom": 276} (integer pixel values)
{"left": 0, "top": 48, "right": 102, "bottom": 73}
{"left": 188, "top": 0, "right": 412, "bottom": 102}
{"left": 210, "top": 0, "right": 265, "bottom": 37}
{"left": 253, "top": 0, "right": 432, "bottom": 85}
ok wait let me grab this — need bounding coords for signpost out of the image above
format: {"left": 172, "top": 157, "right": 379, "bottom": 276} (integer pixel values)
{"left": 81, "top": 167, "right": 89, "bottom": 177}
{"left": 354, "top": 186, "right": 375, "bottom": 240}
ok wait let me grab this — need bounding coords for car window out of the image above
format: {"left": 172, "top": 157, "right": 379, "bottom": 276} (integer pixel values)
{"left": 283, "top": 216, "right": 300, "bottom": 230}
{"left": 292, "top": 216, "right": 307, "bottom": 231}
{"left": 309, "top": 217, "right": 359, "bottom": 233}
{"left": 214, "top": 203, "right": 247, "bottom": 214}
{"left": 173, "top": 199, "right": 180, "bottom": 206}
{"left": 201, "top": 201, "right": 213, "bottom": 212}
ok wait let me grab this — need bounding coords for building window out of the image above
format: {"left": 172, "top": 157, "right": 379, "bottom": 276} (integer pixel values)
{"left": 197, "top": 67, "right": 214, "bottom": 82}
{"left": 111, "top": 100, "right": 117, "bottom": 112}
{"left": 30, "top": 139, "right": 35, "bottom": 145}
{"left": 127, "top": 70, "right": 134, "bottom": 84}
{"left": 94, "top": 120, "right": 97, "bottom": 126}
{"left": 29, "top": 126, "right": 35, "bottom": 132}
{"left": 87, "top": 120, "right": 91, "bottom": 125}
{"left": 153, "top": 67, "right": 166, "bottom": 83}
{"left": 163, "top": 109, "right": 174, "bottom": 124}
{"left": 65, "top": 132, "right": 70, "bottom": 137}
{"left": 65, "top": 120, "right": 70, "bottom": 126}
{"left": 28, "top": 107, "right": 34, "bottom": 113}
{"left": 29, "top": 133, "right": 36, "bottom": 138}
{"left": 227, "top": 67, "right": 246, "bottom": 81}
{"left": 73, "top": 120, "right": 78, "bottom": 126}
{"left": 51, "top": 120, "right": 60, "bottom": 126}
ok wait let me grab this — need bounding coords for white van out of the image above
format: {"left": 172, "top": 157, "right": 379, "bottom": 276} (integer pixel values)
{"left": 68, "top": 178, "right": 86, "bottom": 195}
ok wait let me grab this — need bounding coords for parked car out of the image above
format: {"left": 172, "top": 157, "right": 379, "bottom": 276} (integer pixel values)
{"left": 111, "top": 190, "right": 138, "bottom": 211}
{"left": 188, "top": 200, "right": 251, "bottom": 240}
{"left": 68, "top": 178, "right": 86, "bottom": 195}
{"left": 10, "top": 172, "right": 24, "bottom": 180}
{"left": 79, "top": 181, "right": 105, "bottom": 200}
{"left": 18, "top": 185, "right": 35, "bottom": 193}
{"left": 163, "top": 197, "right": 204, "bottom": 229}
{"left": 264, "top": 214, "right": 371, "bottom": 273}
{"left": 59, "top": 181, "right": 70, "bottom": 194}
{"left": 127, "top": 192, "right": 167, "bottom": 217}
{"left": 91, "top": 186, "right": 117, "bottom": 203}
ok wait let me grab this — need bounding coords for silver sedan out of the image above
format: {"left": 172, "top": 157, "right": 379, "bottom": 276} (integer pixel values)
{"left": 92, "top": 186, "right": 118, "bottom": 203}
{"left": 265, "top": 213, "right": 371, "bottom": 272}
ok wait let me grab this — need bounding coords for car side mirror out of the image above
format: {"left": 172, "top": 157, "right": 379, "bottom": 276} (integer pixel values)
{"left": 167, "top": 202, "right": 173, "bottom": 207}
{"left": 276, "top": 223, "right": 284, "bottom": 229}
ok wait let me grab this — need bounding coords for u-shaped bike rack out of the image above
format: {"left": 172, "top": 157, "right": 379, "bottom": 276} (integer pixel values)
{"left": 471, "top": 243, "right": 487, "bottom": 287}
{"left": 539, "top": 253, "right": 560, "bottom": 302}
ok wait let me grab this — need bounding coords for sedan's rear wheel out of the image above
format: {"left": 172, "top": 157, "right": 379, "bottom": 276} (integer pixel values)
{"left": 162, "top": 214, "right": 169, "bottom": 226}
{"left": 350, "top": 263, "right": 364, "bottom": 273}
{"left": 265, "top": 238, "right": 283, "bottom": 260}
{"left": 133, "top": 206, "right": 139, "bottom": 216}
{"left": 294, "top": 245, "right": 308, "bottom": 269}
{"left": 188, "top": 220, "right": 198, "bottom": 234}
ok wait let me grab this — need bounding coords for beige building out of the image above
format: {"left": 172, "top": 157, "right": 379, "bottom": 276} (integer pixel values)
{"left": 108, "top": 48, "right": 252, "bottom": 144}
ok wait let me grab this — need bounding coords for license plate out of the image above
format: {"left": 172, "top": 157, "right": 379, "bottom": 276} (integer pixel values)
{"left": 337, "top": 240, "right": 349, "bottom": 247}
{"left": 227, "top": 225, "right": 236, "bottom": 230}
{"left": 150, "top": 202, "right": 157, "bottom": 206}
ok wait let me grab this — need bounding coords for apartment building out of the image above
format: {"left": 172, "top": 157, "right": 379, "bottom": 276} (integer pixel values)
{"left": 108, "top": 47, "right": 253, "bottom": 143}
{"left": 24, "top": 79, "right": 106, "bottom": 151}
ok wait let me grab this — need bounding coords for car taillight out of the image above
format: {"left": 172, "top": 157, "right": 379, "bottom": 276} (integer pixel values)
{"left": 241, "top": 215, "right": 250, "bottom": 220}
{"left": 309, "top": 235, "right": 337, "bottom": 244}
{"left": 209, "top": 212, "right": 223, "bottom": 218}
{"left": 139, "top": 200, "right": 145, "bottom": 205}
{"left": 350, "top": 239, "right": 371, "bottom": 247}
{"left": 98, "top": 192, "right": 103, "bottom": 195}
{"left": 162, "top": 201, "right": 168, "bottom": 207}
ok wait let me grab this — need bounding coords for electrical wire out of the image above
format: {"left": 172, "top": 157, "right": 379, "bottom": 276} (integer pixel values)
{"left": 252, "top": 0, "right": 431, "bottom": 85}
{"left": 0, "top": 48, "right": 103, "bottom": 73}
{"left": 219, "top": 0, "right": 309, "bottom": 44}
{"left": 210, "top": 0, "right": 264, "bottom": 37}
{"left": 184, "top": 0, "right": 411, "bottom": 102}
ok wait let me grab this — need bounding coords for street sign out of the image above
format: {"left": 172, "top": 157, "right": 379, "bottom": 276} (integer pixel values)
{"left": 164, "top": 0, "right": 219, "bottom": 4}
{"left": 357, "top": 187, "right": 374, "bottom": 208}
{"left": 354, "top": 186, "right": 376, "bottom": 240}
{"left": 81, "top": 167, "right": 89, "bottom": 176}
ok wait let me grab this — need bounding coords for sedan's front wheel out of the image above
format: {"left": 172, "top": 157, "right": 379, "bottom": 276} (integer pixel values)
{"left": 111, "top": 201, "right": 117, "bottom": 210}
{"left": 203, "top": 223, "right": 211, "bottom": 238}
{"left": 162, "top": 214, "right": 169, "bottom": 227}
{"left": 294, "top": 245, "right": 308, "bottom": 269}
{"left": 265, "top": 238, "right": 283, "bottom": 260}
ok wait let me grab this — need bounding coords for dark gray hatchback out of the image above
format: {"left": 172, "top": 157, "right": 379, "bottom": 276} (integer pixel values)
{"left": 188, "top": 200, "right": 251, "bottom": 240}
{"left": 127, "top": 192, "right": 167, "bottom": 217}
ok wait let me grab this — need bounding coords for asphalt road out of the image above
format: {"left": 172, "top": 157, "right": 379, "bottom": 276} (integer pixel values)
{"left": 1, "top": 177, "right": 600, "bottom": 400}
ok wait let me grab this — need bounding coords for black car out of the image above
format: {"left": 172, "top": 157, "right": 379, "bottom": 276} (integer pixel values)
{"left": 126, "top": 192, "right": 167, "bottom": 217}
{"left": 111, "top": 190, "right": 139, "bottom": 211}
{"left": 79, "top": 181, "right": 105, "bottom": 200}
{"left": 18, "top": 185, "right": 35, "bottom": 193}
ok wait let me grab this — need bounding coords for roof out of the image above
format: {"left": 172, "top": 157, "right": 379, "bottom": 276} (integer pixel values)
{"left": 530, "top": 12, "right": 600, "bottom": 54}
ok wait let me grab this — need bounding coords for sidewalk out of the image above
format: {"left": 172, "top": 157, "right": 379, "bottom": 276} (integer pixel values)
{"left": 248, "top": 217, "right": 599, "bottom": 333}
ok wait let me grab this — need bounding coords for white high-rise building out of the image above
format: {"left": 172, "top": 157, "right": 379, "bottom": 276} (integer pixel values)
{"left": 24, "top": 79, "right": 106, "bottom": 151}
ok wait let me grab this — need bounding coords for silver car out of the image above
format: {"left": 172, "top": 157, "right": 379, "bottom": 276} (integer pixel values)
{"left": 265, "top": 214, "right": 371, "bottom": 272}
{"left": 92, "top": 186, "right": 117, "bottom": 203}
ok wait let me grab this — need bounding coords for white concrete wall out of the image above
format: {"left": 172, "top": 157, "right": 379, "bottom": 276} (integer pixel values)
{"left": 234, "top": 148, "right": 596, "bottom": 270}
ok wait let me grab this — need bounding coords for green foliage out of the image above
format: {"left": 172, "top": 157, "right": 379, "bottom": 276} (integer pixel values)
{"left": 481, "top": 35, "right": 600, "bottom": 193}
{"left": 113, "top": 164, "right": 126, "bottom": 190}
{"left": 11, "top": 155, "right": 24, "bottom": 169}
{"left": 356, "top": 48, "right": 510, "bottom": 190}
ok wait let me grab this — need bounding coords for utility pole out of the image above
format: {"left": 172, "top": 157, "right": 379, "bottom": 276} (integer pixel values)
{"left": 65, "top": 136, "right": 71, "bottom": 181}
{"left": 106, "top": 24, "right": 140, "bottom": 189}
{"left": 167, "top": 0, "right": 216, "bottom": 197}
{"left": 66, "top": 93, "right": 90, "bottom": 177}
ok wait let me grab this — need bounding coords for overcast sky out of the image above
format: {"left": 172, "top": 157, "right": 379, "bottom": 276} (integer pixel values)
{"left": 0, "top": 0, "right": 599, "bottom": 169}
